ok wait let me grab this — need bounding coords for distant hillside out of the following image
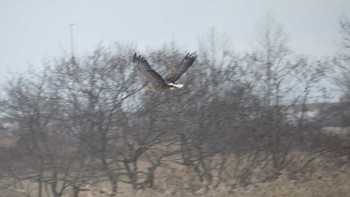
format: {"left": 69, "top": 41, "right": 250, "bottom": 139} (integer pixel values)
{"left": 287, "top": 102, "right": 350, "bottom": 128}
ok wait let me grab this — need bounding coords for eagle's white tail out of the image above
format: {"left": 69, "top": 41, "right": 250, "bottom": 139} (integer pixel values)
{"left": 174, "top": 84, "right": 184, "bottom": 88}
{"left": 168, "top": 83, "right": 184, "bottom": 88}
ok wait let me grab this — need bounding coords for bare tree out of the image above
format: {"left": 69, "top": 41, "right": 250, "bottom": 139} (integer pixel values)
{"left": 244, "top": 15, "right": 327, "bottom": 181}
{"left": 335, "top": 15, "right": 350, "bottom": 102}
{"left": 0, "top": 67, "right": 77, "bottom": 197}
{"left": 331, "top": 15, "right": 350, "bottom": 121}
{"left": 50, "top": 44, "right": 143, "bottom": 196}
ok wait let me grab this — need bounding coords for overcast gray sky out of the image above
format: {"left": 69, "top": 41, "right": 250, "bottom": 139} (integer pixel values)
{"left": 1, "top": 0, "right": 349, "bottom": 83}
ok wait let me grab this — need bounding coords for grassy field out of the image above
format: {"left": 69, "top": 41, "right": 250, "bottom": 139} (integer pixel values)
{"left": 1, "top": 153, "right": 349, "bottom": 197}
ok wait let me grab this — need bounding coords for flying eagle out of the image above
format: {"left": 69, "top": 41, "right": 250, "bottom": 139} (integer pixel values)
{"left": 133, "top": 52, "right": 196, "bottom": 91}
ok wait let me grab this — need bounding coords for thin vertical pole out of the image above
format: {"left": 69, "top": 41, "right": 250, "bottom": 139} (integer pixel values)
{"left": 70, "top": 23, "right": 75, "bottom": 58}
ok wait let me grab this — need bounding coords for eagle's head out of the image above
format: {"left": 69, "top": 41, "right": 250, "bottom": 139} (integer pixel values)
{"left": 167, "top": 83, "right": 184, "bottom": 91}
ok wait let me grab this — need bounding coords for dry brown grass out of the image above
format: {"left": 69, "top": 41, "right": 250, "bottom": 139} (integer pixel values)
{"left": 0, "top": 138, "right": 16, "bottom": 148}
{"left": 1, "top": 147, "right": 350, "bottom": 197}
{"left": 2, "top": 164, "right": 350, "bottom": 197}
{"left": 72, "top": 155, "right": 350, "bottom": 197}
{"left": 98, "top": 165, "right": 350, "bottom": 197}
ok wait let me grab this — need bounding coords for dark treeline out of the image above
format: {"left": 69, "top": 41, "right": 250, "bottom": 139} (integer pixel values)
{"left": 0, "top": 16, "right": 350, "bottom": 197}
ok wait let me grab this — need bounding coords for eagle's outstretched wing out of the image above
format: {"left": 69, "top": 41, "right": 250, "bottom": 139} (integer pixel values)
{"left": 133, "top": 53, "right": 167, "bottom": 90}
{"left": 164, "top": 52, "right": 197, "bottom": 84}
